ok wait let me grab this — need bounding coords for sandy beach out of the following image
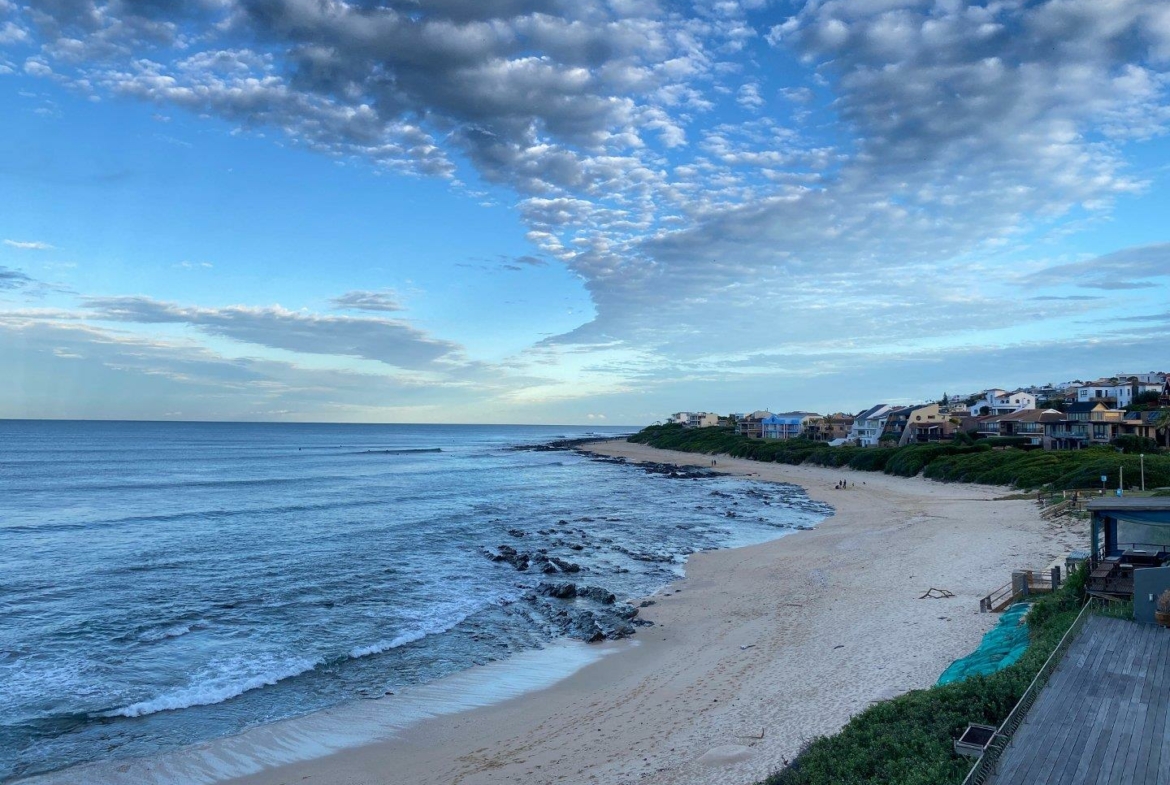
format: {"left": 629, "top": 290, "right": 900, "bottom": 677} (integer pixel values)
{"left": 225, "top": 440, "right": 1086, "bottom": 785}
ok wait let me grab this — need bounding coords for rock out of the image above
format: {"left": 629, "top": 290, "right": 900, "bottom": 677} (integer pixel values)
{"left": 538, "top": 581, "right": 578, "bottom": 599}
{"left": 550, "top": 557, "right": 581, "bottom": 573}
{"left": 639, "top": 599, "right": 657, "bottom": 608}
{"left": 578, "top": 586, "right": 617, "bottom": 604}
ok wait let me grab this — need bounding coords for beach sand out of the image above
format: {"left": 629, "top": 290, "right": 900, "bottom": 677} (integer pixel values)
{"left": 226, "top": 440, "right": 1086, "bottom": 785}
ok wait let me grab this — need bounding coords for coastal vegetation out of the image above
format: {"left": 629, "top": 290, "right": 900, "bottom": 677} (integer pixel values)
{"left": 760, "top": 568, "right": 1088, "bottom": 785}
{"left": 628, "top": 425, "right": 1170, "bottom": 491}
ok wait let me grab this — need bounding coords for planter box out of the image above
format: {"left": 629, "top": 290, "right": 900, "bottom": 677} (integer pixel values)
{"left": 954, "top": 724, "right": 997, "bottom": 758}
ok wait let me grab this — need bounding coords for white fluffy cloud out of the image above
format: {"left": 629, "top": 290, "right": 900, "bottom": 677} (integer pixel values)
{"left": 5, "top": 0, "right": 1170, "bottom": 413}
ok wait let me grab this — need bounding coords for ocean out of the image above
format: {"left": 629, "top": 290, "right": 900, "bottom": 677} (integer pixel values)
{"left": 0, "top": 421, "right": 830, "bottom": 782}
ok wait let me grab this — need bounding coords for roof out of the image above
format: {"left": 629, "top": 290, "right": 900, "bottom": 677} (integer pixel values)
{"left": 1086, "top": 497, "right": 1170, "bottom": 513}
{"left": 996, "top": 408, "right": 1064, "bottom": 423}
{"left": 1066, "top": 401, "right": 1111, "bottom": 413}
{"left": 855, "top": 404, "right": 890, "bottom": 420}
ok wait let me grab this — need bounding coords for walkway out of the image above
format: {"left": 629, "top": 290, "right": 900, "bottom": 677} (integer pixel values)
{"left": 991, "top": 615, "right": 1170, "bottom": 784}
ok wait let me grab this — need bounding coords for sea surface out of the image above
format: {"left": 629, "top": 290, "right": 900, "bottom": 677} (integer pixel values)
{"left": 0, "top": 421, "right": 831, "bottom": 782}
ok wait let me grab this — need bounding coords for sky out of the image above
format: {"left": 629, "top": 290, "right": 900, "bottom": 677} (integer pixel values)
{"left": 0, "top": 0, "right": 1168, "bottom": 425}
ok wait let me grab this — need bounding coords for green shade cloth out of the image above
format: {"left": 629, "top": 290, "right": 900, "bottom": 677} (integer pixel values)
{"left": 937, "top": 603, "right": 1031, "bottom": 685}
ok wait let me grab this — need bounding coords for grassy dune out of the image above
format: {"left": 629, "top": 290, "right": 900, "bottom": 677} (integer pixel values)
{"left": 628, "top": 425, "right": 1170, "bottom": 491}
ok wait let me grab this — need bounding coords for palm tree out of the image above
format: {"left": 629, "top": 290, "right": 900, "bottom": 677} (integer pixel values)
{"left": 1154, "top": 408, "right": 1170, "bottom": 449}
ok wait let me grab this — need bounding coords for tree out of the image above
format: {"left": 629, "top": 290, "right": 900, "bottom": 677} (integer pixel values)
{"left": 1154, "top": 408, "right": 1170, "bottom": 449}
{"left": 1128, "top": 391, "right": 1162, "bottom": 411}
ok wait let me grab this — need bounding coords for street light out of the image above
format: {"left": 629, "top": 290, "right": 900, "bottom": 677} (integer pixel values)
{"left": 1140, "top": 453, "right": 1146, "bottom": 492}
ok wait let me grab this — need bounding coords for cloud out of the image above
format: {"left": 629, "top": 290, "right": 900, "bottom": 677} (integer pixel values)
{"left": 330, "top": 289, "right": 404, "bottom": 313}
{"left": 9, "top": 0, "right": 1170, "bottom": 411}
{"left": 82, "top": 296, "right": 462, "bottom": 370}
{"left": 4, "top": 239, "right": 54, "bottom": 250}
{"left": 0, "top": 317, "right": 482, "bottom": 421}
{"left": 1025, "top": 243, "right": 1170, "bottom": 290}
{"left": 1030, "top": 295, "right": 1105, "bottom": 301}
{"left": 0, "top": 265, "right": 33, "bottom": 289}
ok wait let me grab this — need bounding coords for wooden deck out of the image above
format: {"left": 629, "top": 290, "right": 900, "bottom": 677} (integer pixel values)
{"left": 990, "top": 615, "right": 1170, "bottom": 785}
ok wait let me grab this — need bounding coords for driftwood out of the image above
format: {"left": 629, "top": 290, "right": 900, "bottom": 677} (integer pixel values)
{"left": 918, "top": 587, "right": 955, "bottom": 599}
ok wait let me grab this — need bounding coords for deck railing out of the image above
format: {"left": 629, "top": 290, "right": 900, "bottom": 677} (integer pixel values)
{"left": 979, "top": 570, "right": 1060, "bottom": 613}
{"left": 959, "top": 599, "right": 1096, "bottom": 785}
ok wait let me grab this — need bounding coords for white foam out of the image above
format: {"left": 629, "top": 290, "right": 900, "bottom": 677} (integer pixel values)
{"left": 104, "top": 657, "right": 320, "bottom": 719}
{"left": 348, "top": 611, "right": 472, "bottom": 659}
{"left": 19, "top": 640, "right": 623, "bottom": 785}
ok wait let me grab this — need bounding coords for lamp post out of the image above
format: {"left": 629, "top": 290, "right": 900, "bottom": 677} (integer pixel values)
{"left": 1140, "top": 453, "right": 1145, "bottom": 492}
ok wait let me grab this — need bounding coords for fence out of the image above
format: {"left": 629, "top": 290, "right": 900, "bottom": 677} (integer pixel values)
{"left": 979, "top": 568, "right": 1062, "bottom": 613}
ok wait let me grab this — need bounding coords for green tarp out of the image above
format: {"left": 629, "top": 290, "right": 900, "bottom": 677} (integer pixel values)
{"left": 937, "top": 603, "right": 1031, "bottom": 685}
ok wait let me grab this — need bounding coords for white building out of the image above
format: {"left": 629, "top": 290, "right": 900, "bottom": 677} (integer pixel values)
{"left": 1116, "top": 372, "right": 1167, "bottom": 385}
{"left": 1075, "top": 380, "right": 1163, "bottom": 407}
{"left": 849, "top": 404, "right": 895, "bottom": 447}
{"left": 669, "top": 411, "right": 720, "bottom": 427}
{"left": 969, "top": 389, "right": 1037, "bottom": 417}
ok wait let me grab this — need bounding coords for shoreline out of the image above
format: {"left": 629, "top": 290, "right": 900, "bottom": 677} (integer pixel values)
{"left": 34, "top": 440, "right": 1086, "bottom": 785}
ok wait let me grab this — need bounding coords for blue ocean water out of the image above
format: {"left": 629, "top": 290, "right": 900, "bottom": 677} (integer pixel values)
{"left": 0, "top": 421, "right": 830, "bottom": 781}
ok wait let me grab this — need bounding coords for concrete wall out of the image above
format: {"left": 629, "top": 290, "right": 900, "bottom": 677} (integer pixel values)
{"left": 1133, "top": 566, "right": 1170, "bottom": 625}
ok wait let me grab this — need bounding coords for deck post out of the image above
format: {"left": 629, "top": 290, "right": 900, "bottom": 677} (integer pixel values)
{"left": 1012, "top": 571, "right": 1029, "bottom": 599}
{"left": 1051, "top": 566, "right": 1061, "bottom": 590}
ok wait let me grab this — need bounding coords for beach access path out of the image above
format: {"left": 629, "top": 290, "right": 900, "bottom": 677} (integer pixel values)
{"left": 228, "top": 439, "right": 1085, "bottom": 785}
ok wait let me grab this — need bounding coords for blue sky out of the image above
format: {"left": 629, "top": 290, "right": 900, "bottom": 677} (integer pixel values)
{"left": 1, "top": 0, "right": 1169, "bottom": 424}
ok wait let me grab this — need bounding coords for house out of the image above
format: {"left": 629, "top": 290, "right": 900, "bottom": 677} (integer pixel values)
{"left": 994, "top": 409, "right": 1064, "bottom": 447}
{"left": 668, "top": 412, "right": 720, "bottom": 427}
{"left": 760, "top": 412, "right": 820, "bottom": 440}
{"left": 892, "top": 402, "right": 951, "bottom": 445}
{"left": 961, "top": 414, "right": 1004, "bottom": 440}
{"left": 1115, "top": 372, "right": 1167, "bottom": 386}
{"left": 969, "top": 389, "right": 1037, "bottom": 417}
{"left": 849, "top": 404, "right": 895, "bottom": 447}
{"left": 736, "top": 411, "right": 774, "bottom": 439}
{"left": 1045, "top": 402, "right": 1125, "bottom": 449}
{"left": 1074, "top": 379, "right": 1163, "bottom": 408}
{"left": 1119, "top": 408, "right": 1170, "bottom": 445}
{"left": 804, "top": 412, "right": 855, "bottom": 442}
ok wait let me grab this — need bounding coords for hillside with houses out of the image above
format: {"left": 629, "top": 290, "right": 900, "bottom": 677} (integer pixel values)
{"left": 666, "top": 372, "right": 1170, "bottom": 453}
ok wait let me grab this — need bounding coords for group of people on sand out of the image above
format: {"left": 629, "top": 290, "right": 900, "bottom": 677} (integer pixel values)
{"left": 834, "top": 480, "right": 853, "bottom": 490}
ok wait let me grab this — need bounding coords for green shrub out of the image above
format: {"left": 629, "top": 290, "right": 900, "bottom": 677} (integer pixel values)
{"left": 628, "top": 425, "right": 1170, "bottom": 491}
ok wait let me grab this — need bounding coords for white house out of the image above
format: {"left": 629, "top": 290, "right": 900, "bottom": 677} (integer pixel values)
{"left": 969, "top": 389, "right": 1037, "bottom": 417}
{"left": 849, "top": 404, "right": 895, "bottom": 447}
{"left": 1116, "top": 372, "right": 1167, "bottom": 385}
{"left": 1075, "top": 380, "right": 1163, "bottom": 408}
{"left": 670, "top": 412, "right": 720, "bottom": 427}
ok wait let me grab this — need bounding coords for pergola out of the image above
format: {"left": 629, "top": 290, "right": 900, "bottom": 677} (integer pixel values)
{"left": 1087, "top": 497, "right": 1170, "bottom": 599}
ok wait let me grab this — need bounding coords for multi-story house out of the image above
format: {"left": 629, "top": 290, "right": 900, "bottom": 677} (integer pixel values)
{"left": 1045, "top": 402, "right": 1126, "bottom": 449}
{"left": 760, "top": 412, "right": 820, "bottom": 440}
{"left": 849, "top": 404, "right": 895, "bottom": 447}
{"left": 1074, "top": 379, "right": 1163, "bottom": 408}
{"left": 1119, "top": 410, "right": 1166, "bottom": 443}
{"left": 736, "top": 410, "right": 774, "bottom": 439}
{"left": 969, "top": 389, "right": 1037, "bottom": 417}
{"left": 994, "top": 409, "right": 1064, "bottom": 447}
{"left": 668, "top": 412, "right": 720, "bottom": 427}
{"left": 1115, "top": 372, "right": 1167, "bottom": 385}
{"left": 804, "top": 413, "right": 855, "bottom": 442}
{"left": 894, "top": 402, "right": 952, "bottom": 445}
